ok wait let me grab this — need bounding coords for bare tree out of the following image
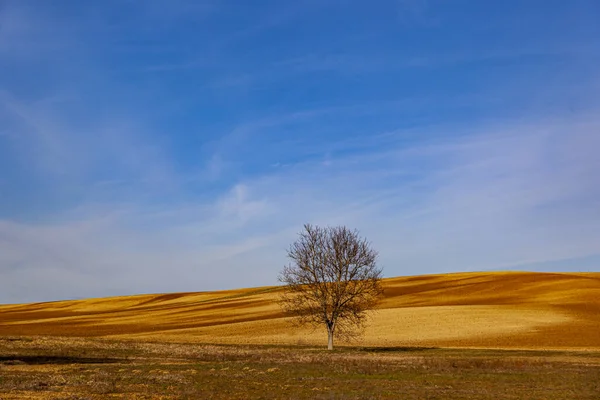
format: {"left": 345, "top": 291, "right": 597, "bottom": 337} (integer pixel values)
{"left": 279, "top": 224, "right": 383, "bottom": 350}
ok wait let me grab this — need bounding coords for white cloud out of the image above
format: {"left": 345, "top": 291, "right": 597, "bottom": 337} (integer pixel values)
{"left": 217, "top": 184, "right": 271, "bottom": 222}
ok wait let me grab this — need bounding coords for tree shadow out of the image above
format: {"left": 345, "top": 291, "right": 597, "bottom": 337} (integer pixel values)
{"left": 0, "top": 355, "right": 124, "bottom": 365}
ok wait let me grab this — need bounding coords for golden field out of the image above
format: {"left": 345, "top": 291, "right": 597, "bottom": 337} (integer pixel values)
{"left": 1, "top": 271, "right": 599, "bottom": 350}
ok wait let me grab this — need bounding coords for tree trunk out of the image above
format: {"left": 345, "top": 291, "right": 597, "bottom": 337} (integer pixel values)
{"left": 327, "top": 326, "right": 334, "bottom": 350}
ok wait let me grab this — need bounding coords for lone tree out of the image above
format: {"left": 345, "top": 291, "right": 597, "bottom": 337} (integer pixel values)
{"left": 279, "top": 224, "right": 383, "bottom": 350}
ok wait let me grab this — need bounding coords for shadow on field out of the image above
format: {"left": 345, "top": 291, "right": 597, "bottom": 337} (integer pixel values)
{"left": 0, "top": 355, "right": 123, "bottom": 365}
{"left": 358, "top": 346, "right": 439, "bottom": 353}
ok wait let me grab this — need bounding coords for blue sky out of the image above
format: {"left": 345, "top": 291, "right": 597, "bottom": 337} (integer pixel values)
{"left": 1, "top": 0, "right": 599, "bottom": 303}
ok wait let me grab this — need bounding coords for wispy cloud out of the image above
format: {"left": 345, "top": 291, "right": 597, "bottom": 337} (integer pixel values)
{"left": 0, "top": 90, "right": 176, "bottom": 191}
{"left": 2, "top": 109, "right": 598, "bottom": 302}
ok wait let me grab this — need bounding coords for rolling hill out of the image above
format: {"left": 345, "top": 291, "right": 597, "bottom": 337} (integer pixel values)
{"left": 1, "top": 271, "right": 598, "bottom": 350}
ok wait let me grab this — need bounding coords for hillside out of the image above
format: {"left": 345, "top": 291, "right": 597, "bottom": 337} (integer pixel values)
{"left": 1, "top": 271, "right": 599, "bottom": 350}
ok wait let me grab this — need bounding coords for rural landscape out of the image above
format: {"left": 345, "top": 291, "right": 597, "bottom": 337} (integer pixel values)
{"left": 2, "top": 0, "right": 600, "bottom": 399}
{"left": 1, "top": 271, "right": 599, "bottom": 398}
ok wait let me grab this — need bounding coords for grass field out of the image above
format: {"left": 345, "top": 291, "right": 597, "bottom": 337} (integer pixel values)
{"left": 1, "top": 271, "right": 599, "bottom": 398}
{"left": 1, "top": 336, "right": 599, "bottom": 399}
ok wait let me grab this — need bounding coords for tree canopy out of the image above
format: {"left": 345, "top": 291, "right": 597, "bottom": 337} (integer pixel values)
{"left": 279, "top": 224, "right": 383, "bottom": 350}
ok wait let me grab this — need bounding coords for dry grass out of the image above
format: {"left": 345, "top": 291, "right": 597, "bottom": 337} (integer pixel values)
{"left": 1, "top": 271, "right": 599, "bottom": 350}
{"left": 0, "top": 336, "right": 599, "bottom": 399}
